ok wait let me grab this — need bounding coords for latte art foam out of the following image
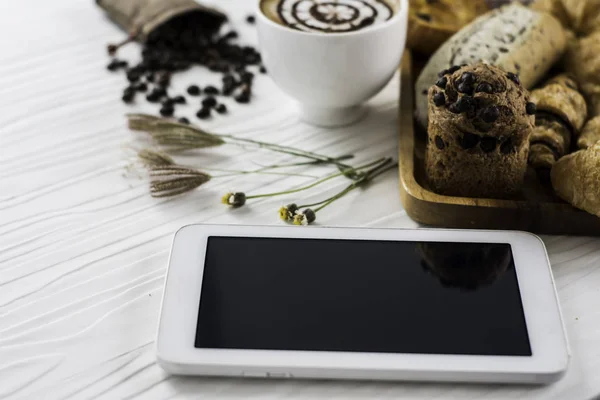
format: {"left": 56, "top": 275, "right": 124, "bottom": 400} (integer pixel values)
{"left": 264, "top": 0, "right": 395, "bottom": 33}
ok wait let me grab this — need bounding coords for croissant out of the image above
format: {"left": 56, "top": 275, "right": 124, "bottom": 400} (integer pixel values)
{"left": 578, "top": 116, "right": 600, "bottom": 149}
{"left": 528, "top": 74, "right": 588, "bottom": 169}
{"left": 551, "top": 142, "right": 600, "bottom": 217}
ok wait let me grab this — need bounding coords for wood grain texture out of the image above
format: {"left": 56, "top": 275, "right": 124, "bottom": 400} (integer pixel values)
{"left": 0, "top": 1, "right": 599, "bottom": 399}
{"left": 398, "top": 53, "right": 600, "bottom": 236}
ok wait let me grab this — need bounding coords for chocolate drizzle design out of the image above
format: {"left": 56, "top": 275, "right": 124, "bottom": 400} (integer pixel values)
{"left": 276, "top": 0, "right": 394, "bottom": 33}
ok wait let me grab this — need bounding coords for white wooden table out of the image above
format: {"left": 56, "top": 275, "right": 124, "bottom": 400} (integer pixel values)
{"left": 1, "top": 1, "right": 599, "bottom": 399}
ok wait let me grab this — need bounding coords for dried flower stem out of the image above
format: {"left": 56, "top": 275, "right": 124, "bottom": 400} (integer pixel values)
{"left": 245, "top": 157, "right": 389, "bottom": 201}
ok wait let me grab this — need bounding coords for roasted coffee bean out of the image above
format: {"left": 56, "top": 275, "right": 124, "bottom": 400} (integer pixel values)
{"left": 460, "top": 132, "right": 480, "bottom": 149}
{"left": 202, "top": 96, "right": 218, "bottom": 108}
{"left": 204, "top": 86, "right": 219, "bottom": 95}
{"left": 153, "top": 87, "right": 167, "bottom": 98}
{"left": 222, "top": 74, "right": 235, "bottom": 84}
{"left": 117, "top": 60, "right": 128, "bottom": 69}
{"left": 480, "top": 136, "right": 497, "bottom": 152}
{"left": 506, "top": 72, "right": 520, "bottom": 85}
{"left": 480, "top": 105, "right": 500, "bottom": 123}
{"left": 435, "top": 136, "right": 445, "bottom": 150}
{"left": 475, "top": 82, "right": 493, "bottom": 93}
{"left": 435, "top": 76, "right": 448, "bottom": 89}
{"left": 160, "top": 105, "right": 174, "bottom": 117}
{"left": 433, "top": 92, "right": 446, "bottom": 107}
{"left": 173, "top": 95, "right": 186, "bottom": 104}
{"left": 438, "top": 69, "right": 449, "bottom": 78}
{"left": 146, "top": 93, "right": 160, "bottom": 103}
{"left": 235, "top": 91, "right": 250, "bottom": 104}
{"left": 223, "top": 31, "right": 238, "bottom": 40}
{"left": 178, "top": 117, "right": 190, "bottom": 124}
{"left": 500, "top": 138, "right": 514, "bottom": 154}
{"left": 122, "top": 91, "right": 134, "bottom": 103}
{"left": 455, "top": 95, "right": 475, "bottom": 113}
{"left": 259, "top": 65, "right": 267, "bottom": 74}
{"left": 107, "top": 60, "right": 120, "bottom": 71}
{"left": 187, "top": 85, "right": 201, "bottom": 96}
{"left": 196, "top": 107, "right": 211, "bottom": 119}
{"left": 157, "top": 73, "right": 171, "bottom": 87}
{"left": 246, "top": 15, "right": 256, "bottom": 24}
{"left": 135, "top": 82, "right": 148, "bottom": 92}
{"left": 162, "top": 98, "right": 175, "bottom": 107}
{"left": 215, "top": 104, "right": 227, "bottom": 114}
{"left": 146, "top": 73, "right": 155, "bottom": 83}
{"left": 241, "top": 72, "right": 254, "bottom": 83}
{"left": 448, "top": 65, "right": 461, "bottom": 74}
{"left": 126, "top": 69, "right": 141, "bottom": 82}
{"left": 460, "top": 72, "right": 475, "bottom": 84}
{"left": 457, "top": 82, "right": 473, "bottom": 94}
{"left": 526, "top": 102, "right": 536, "bottom": 115}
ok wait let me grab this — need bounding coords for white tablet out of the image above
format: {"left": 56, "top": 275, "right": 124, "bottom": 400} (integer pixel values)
{"left": 156, "top": 225, "right": 569, "bottom": 384}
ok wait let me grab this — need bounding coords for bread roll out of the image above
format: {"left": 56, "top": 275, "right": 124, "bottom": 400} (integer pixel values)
{"left": 416, "top": 4, "right": 566, "bottom": 128}
{"left": 578, "top": 117, "right": 600, "bottom": 149}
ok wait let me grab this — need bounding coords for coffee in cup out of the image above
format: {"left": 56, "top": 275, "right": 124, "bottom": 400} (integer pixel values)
{"left": 260, "top": 0, "right": 398, "bottom": 34}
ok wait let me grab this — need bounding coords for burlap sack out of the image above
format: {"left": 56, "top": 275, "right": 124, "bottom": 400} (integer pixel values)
{"left": 96, "top": 0, "right": 227, "bottom": 41}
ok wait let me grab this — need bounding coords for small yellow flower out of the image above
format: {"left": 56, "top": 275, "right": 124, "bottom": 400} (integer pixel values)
{"left": 279, "top": 203, "right": 298, "bottom": 221}
{"left": 293, "top": 213, "right": 307, "bottom": 226}
{"left": 222, "top": 192, "right": 246, "bottom": 207}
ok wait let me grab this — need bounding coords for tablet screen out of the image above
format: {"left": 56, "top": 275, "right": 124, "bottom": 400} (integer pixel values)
{"left": 195, "top": 237, "right": 531, "bottom": 356}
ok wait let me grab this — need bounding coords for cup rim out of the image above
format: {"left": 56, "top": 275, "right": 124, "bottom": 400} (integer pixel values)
{"left": 255, "top": 0, "right": 408, "bottom": 38}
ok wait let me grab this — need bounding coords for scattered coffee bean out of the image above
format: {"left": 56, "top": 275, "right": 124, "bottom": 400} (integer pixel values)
{"left": 500, "top": 138, "right": 514, "bottom": 154}
{"left": 163, "top": 98, "right": 176, "bottom": 107}
{"left": 506, "top": 72, "right": 520, "bottom": 85}
{"left": 235, "top": 92, "right": 250, "bottom": 104}
{"left": 448, "top": 65, "right": 461, "bottom": 74}
{"left": 223, "top": 31, "right": 238, "bottom": 40}
{"left": 435, "top": 76, "right": 448, "bottom": 89}
{"left": 246, "top": 15, "right": 256, "bottom": 24}
{"left": 526, "top": 102, "right": 536, "bottom": 115}
{"left": 480, "top": 136, "right": 497, "bottom": 152}
{"left": 241, "top": 71, "right": 254, "bottom": 83}
{"left": 457, "top": 82, "right": 473, "bottom": 94}
{"left": 173, "top": 95, "right": 186, "bottom": 104}
{"left": 135, "top": 82, "right": 148, "bottom": 92}
{"left": 178, "top": 117, "right": 190, "bottom": 124}
{"left": 460, "top": 132, "right": 480, "bottom": 149}
{"left": 122, "top": 91, "right": 134, "bottom": 103}
{"left": 160, "top": 105, "right": 174, "bottom": 117}
{"left": 435, "top": 136, "right": 445, "bottom": 150}
{"left": 107, "top": 60, "right": 120, "bottom": 71}
{"left": 433, "top": 92, "right": 446, "bottom": 107}
{"left": 480, "top": 105, "right": 500, "bottom": 123}
{"left": 146, "top": 92, "right": 161, "bottom": 102}
{"left": 196, "top": 107, "right": 211, "bottom": 119}
{"left": 215, "top": 104, "right": 227, "bottom": 114}
{"left": 157, "top": 73, "right": 171, "bottom": 87}
{"left": 187, "top": 85, "right": 201, "bottom": 96}
{"left": 460, "top": 72, "right": 475, "bottom": 84}
{"left": 126, "top": 69, "right": 141, "bottom": 82}
{"left": 475, "top": 82, "right": 493, "bottom": 93}
{"left": 146, "top": 73, "right": 155, "bottom": 83}
{"left": 455, "top": 95, "right": 475, "bottom": 113}
{"left": 202, "top": 96, "right": 218, "bottom": 108}
{"left": 153, "top": 87, "right": 167, "bottom": 98}
{"left": 204, "top": 85, "right": 219, "bottom": 95}
{"left": 259, "top": 65, "right": 267, "bottom": 74}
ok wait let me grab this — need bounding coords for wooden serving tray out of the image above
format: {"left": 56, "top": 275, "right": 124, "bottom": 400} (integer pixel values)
{"left": 398, "top": 52, "right": 600, "bottom": 236}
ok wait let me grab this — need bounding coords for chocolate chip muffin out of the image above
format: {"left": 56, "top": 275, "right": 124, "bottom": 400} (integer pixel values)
{"left": 426, "top": 64, "right": 535, "bottom": 198}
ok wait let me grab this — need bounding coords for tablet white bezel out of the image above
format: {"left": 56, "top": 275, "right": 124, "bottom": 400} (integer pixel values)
{"left": 156, "top": 225, "right": 569, "bottom": 383}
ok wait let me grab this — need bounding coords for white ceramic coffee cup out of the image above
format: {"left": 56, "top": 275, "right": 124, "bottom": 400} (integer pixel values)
{"left": 256, "top": 0, "right": 408, "bottom": 127}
